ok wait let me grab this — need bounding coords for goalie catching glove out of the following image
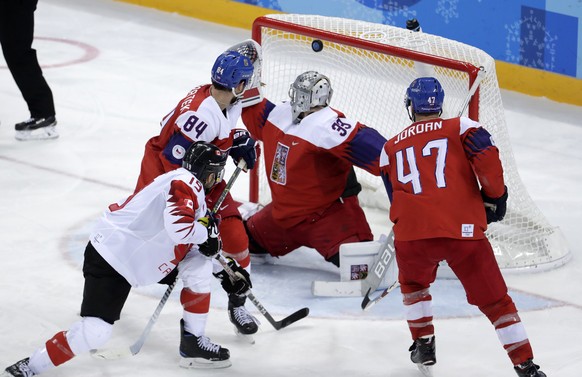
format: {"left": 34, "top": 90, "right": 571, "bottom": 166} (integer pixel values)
{"left": 197, "top": 211, "right": 222, "bottom": 257}
{"left": 482, "top": 185, "right": 508, "bottom": 224}
{"left": 225, "top": 39, "right": 264, "bottom": 107}
{"left": 213, "top": 257, "right": 252, "bottom": 295}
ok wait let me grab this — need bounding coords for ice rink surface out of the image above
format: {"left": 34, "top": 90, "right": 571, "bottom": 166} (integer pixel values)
{"left": 1, "top": 0, "right": 581, "bottom": 376}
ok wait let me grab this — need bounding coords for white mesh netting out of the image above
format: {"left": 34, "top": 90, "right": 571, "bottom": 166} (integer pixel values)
{"left": 250, "top": 14, "right": 570, "bottom": 272}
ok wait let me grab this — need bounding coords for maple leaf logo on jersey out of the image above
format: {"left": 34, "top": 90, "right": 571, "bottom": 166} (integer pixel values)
{"left": 168, "top": 180, "right": 199, "bottom": 240}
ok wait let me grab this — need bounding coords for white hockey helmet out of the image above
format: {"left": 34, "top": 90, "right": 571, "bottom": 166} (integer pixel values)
{"left": 288, "top": 71, "right": 333, "bottom": 123}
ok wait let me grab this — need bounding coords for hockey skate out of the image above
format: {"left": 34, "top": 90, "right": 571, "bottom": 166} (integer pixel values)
{"left": 514, "top": 359, "right": 547, "bottom": 377}
{"left": 409, "top": 336, "right": 436, "bottom": 377}
{"left": 179, "top": 320, "right": 231, "bottom": 369}
{"left": 15, "top": 116, "right": 58, "bottom": 141}
{"left": 1, "top": 358, "right": 35, "bottom": 377}
{"left": 228, "top": 294, "right": 259, "bottom": 343}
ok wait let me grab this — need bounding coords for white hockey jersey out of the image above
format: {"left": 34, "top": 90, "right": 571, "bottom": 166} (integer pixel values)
{"left": 90, "top": 168, "right": 209, "bottom": 287}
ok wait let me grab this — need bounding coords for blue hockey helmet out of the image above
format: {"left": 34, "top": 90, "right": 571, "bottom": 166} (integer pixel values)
{"left": 211, "top": 50, "right": 254, "bottom": 90}
{"left": 405, "top": 77, "right": 445, "bottom": 118}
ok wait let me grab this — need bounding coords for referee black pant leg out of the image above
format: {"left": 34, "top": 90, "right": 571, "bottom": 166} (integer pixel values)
{"left": 0, "top": 0, "right": 55, "bottom": 118}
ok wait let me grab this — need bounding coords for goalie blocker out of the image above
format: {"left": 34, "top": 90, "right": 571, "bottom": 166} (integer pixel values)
{"left": 312, "top": 233, "right": 398, "bottom": 297}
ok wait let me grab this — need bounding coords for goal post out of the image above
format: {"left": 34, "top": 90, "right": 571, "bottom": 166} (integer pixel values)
{"left": 249, "top": 14, "right": 571, "bottom": 272}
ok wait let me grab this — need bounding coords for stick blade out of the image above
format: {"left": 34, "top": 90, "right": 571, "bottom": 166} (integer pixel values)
{"left": 275, "top": 307, "right": 309, "bottom": 330}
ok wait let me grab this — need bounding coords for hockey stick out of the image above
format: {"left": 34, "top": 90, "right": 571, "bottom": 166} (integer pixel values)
{"left": 361, "top": 281, "right": 400, "bottom": 311}
{"left": 457, "top": 66, "right": 486, "bottom": 117}
{"left": 91, "top": 159, "right": 247, "bottom": 360}
{"left": 90, "top": 278, "right": 179, "bottom": 360}
{"left": 360, "top": 67, "right": 488, "bottom": 311}
{"left": 360, "top": 231, "right": 398, "bottom": 310}
{"left": 360, "top": 231, "right": 396, "bottom": 296}
{"left": 216, "top": 254, "right": 310, "bottom": 330}
{"left": 211, "top": 158, "right": 246, "bottom": 215}
{"left": 213, "top": 160, "right": 310, "bottom": 329}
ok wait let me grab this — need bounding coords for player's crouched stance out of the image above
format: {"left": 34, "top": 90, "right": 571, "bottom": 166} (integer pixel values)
{"left": 1, "top": 142, "right": 242, "bottom": 377}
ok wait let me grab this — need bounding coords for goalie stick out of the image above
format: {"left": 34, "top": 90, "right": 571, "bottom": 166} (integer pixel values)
{"left": 361, "top": 66, "right": 488, "bottom": 311}
{"left": 216, "top": 254, "right": 310, "bottom": 330}
{"left": 91, "top": 159, "right": 247, "bottom": 360}
{"left": 360, "top": 231, "right": 398, "bottom": 310}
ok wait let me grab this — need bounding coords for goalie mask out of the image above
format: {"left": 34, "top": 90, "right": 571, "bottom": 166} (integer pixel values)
{"left": 405, "top": 77, "right": 445, "bottom": 121}
{"left": 182, "top": 141, "right": 228, "bottom": 191}
{"left": 289, "top": 71, "right": 333, "bottom": 123}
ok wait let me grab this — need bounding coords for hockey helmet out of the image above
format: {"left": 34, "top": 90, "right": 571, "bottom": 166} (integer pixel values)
{"left": 211, "top": 50, "right": 254, "bottom": 93}
{"left": 182, "top": 141, "right": 228, "bottom": 191}
{"left": 405, "top": 77, "right": 445, "bottom": 120}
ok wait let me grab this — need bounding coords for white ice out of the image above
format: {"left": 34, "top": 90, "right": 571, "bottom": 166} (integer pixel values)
{"left": 1, "top": 0, "right": 581, "bottom": 376}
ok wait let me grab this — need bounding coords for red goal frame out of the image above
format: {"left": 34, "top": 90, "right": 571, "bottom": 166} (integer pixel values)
{"left": 249, "top": 16, "right": 482, "bottom": 204}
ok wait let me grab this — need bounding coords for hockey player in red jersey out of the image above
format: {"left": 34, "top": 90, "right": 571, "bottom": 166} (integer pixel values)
{"left": 134, "top": 41, "right": 262, "bottom": 337}
{"left": 1, "top": 142, "right": 253, "bottom": 377}
{"left": 241, "top": 71, "right": 387, "bottom": 266}
{"left": 380, "top": 77, "right": 546, "bottom": 377}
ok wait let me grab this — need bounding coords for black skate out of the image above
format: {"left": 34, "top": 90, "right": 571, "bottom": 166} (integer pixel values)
{"left": 228, "top": 294, "right": 259, "bottom": 343}
{"left": 179, "top": 320, "right": 231, "bottom": 369}
{"left": 2, "top": 358, "right": 35, "bottom": 377}
{"left": 514, "top": 359, "right": 547, "bottom": 377}
{"left": 409, "top": 336, "right": 436, "bottom": 377}
{"left": 15, "top": 116, "right": 58, "bottom": 141}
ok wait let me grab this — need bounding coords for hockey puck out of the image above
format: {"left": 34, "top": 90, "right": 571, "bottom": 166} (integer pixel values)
{"left": 311, "top": 39, "right": 324, "bottom": 52}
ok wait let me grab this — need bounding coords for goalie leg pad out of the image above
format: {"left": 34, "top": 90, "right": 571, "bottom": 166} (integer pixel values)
{"left": 313, "top": 234, "right": 398, "bottom": 297}
{"left": 339, "top": 237, "right": 398, "bottom": 289}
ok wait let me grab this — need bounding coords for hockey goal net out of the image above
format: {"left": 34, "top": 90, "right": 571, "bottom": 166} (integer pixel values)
{"left": 249, "top": 14, "right": 570, "bottom": 272}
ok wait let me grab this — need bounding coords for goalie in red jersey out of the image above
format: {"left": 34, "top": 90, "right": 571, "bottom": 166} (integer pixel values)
{"left": 241, "top": 71, "right": 387, "bottom": 266}
{"left": 380, "top": 77, "right": 546, "bottom": 377}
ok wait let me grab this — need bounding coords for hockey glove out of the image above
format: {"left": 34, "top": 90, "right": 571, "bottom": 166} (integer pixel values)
{"left": 482, "top": 185, "right": 508, "bottom": 224}
{"left": 197, "top": 211, "right": 222, "bottom": 257}
{"left": 230, "top": 129, "right": 256, "bottom": 170}
{"left": 213, "top": 257, "right": 252, "bottom": 295}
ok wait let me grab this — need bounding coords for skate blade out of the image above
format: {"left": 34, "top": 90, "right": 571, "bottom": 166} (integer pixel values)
{"left": 179, "top": 357, "right": 232, "bottom": 369}
{"left": 15, "top": 126, "right": 59, "bottom": 141}
{"left": 417, "top": 364, "right": 434, "bottom": 377}
{"left": 234, "top": 327, "right": 256, "bottom": 344}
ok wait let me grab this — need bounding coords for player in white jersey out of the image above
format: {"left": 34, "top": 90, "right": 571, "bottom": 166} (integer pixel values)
{"left": 1, "top": 142, "right": 253, "bottom": 377}
{"left": 241, "top": 71, "right": 387, "bottom": 266}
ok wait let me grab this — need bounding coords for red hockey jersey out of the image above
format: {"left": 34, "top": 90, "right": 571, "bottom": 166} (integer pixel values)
{"left": 380, "top": 116, "right": 505, "bottom": 241}
{"left": 242, "top": 99, "right": 386, "bottom": 228}
{"left": 135, "top": 84, "right": 241, "bottom": 191}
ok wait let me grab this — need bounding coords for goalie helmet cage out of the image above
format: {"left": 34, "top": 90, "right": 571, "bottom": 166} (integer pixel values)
{"left": 249, "top": 14, "right": 570, "bottom": 272}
